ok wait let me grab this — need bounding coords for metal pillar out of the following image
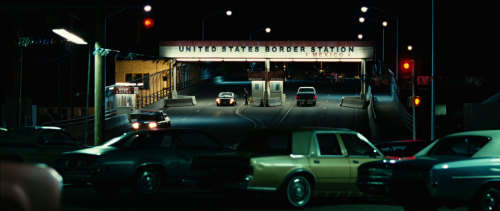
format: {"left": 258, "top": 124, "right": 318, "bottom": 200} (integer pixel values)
{"left": 361, "top": 59, "right": 367, "bottom": 99}
{"left": 94, "top": 1, "right": 105, "bottom": 146}
{"left": 263, "top": 59, "right": 270, "bottom": 106}
{"left": 172, "top": 60, "right": 178, "bottom": 99}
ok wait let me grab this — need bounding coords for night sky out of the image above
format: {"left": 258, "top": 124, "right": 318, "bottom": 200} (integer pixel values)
{"left": 1, "top": 0, "right": 500, "bottom": 106}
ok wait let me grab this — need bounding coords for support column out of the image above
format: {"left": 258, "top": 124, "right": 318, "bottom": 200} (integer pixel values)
{"left": 172, "top": 61, "right": 178, "bottom": 99}
{"left": 94, "top": 1, "right": 104, "bottom": 146}
{"left": 263, "top": 59, "right": 270, "bottom": 106}
{"left": 360, "top": 59, "right": 367, "bottom": 100}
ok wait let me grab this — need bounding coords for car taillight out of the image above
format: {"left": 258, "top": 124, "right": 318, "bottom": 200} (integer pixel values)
{"left": 132, "top": 122, "right": 140, "bottom": 129}
{"left": 149, "top": 122, "right": 158, "bottom": 128}
{"left": 295, "top": 95, "right": 298, "bottom": 99}
{"left": 313, "top": 95, "right": 317, "bottom": 99}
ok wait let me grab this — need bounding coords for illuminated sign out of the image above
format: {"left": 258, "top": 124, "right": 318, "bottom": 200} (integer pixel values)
{"left": 160, "top": 41, "right": 374, "bottom": 61}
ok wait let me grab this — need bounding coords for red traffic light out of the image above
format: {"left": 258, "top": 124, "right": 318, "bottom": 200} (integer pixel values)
{"left": 400, "top": 60, "right": 414, "bottom": 74}
{"left": 413, "top": 96, "right": 421, "bottom": 107}
{"left": 142, "top": 17, "right": 155, "bottom": 29}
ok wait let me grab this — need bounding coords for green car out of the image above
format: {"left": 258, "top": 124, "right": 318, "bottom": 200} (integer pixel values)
{"left": 191, "top": 127, "right": 384, "bottom": 208}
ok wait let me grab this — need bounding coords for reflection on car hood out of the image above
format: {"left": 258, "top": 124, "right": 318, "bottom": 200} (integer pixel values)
{"left": 63, "top": 145, "right": 117, "bottom": 156}
{"left": 368, "top": 156, "right": 472, "bottom": 170}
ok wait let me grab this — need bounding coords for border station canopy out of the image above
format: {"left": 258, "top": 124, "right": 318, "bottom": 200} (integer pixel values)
{"left": 159, "top": 41, "right": 374, "bottom": 62}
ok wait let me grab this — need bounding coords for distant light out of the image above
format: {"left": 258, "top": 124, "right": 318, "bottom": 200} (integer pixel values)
{"left": 359, "top": 17, "right": 365, "bottom": 23}
{"left": 357, "top": 34, "right": 363, "bottom": 40}
{"left": 265, "top": 27, "right": 271, "bottom": 33}
{"left": 407, "top": 45, "right": 413, "bottom": 51}
{"left": 226, "top": 10, "right": 232, "bottom": 16}
{"left": 144, "top": 5, "right": 152, "bottom": 13}
{"left": 382, "top": 21, "right": 388, "bottom": 27}
{"left": 143, "top": 17, "right": 155, "bottom": 29}
{"left": 361, "top": 6, "right": 368, "bottom": 13}
{"left": 52, "top": 29, "right": 87, "bottom": 45}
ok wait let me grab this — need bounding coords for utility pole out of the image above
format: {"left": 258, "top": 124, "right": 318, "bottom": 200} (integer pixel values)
{"left": 94, "top": 0, "right": 105, "bottom": 145}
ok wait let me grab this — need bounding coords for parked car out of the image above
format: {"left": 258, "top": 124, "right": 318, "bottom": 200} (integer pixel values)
{"left": 1, "top": 161, "right": 63, "bottom": 211}
{"left": 54, "top": 128, "right": 234, "bottom": 195}
{"left": 296, "top": 86, "right": 317, "bottom": 106}
{"left": 191, "top": 127, "right": 384, "bottom": 208}
{"left": 357, "top": 130, "right": 500, "bottom": 211}
{"left": 0, "top": 126, "right": 85, "bottom": 167}
{"left": 129, "top": 109, "right": 171, "bottom": 130}
{"left": 375, "top": 139, "right": 431, "bottom": 160}
{"left": 216, "top": 92, "right": 237, "bottom": 106}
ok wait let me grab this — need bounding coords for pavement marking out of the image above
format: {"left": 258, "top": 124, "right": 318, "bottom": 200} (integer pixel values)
{"left": 235, "top": 104, "right": 258, "bottom": 129}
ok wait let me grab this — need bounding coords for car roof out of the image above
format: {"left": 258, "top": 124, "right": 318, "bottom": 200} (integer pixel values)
{"left": 415, "top": 130, "right": 500, "bottom": 158}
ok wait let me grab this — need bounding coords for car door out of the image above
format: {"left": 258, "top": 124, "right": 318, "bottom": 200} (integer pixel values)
{"left": 127, "top": 132, "right": 180, "bottom": 180}
{"left": 308, "top": 132, "right": 350, "bottom": 192}
{"left": 338, "top": 133, "right": 383, "bottom": 193}
{"left": 175, "top": 131, "right": 224, "bottom": 178}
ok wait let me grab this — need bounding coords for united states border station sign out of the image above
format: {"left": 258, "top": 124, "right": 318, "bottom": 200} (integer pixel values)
{"left": 159, "top": 41, "right": 374, "bottom": 62}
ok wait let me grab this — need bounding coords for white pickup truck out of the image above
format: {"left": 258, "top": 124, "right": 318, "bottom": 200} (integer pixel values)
{"left": 296, "top": 86, "right": 317, "bottom": 106}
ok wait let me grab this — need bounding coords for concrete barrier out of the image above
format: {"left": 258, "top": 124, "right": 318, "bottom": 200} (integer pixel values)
{"left": 340, "top": 96, "right": 369, "bottom": 109}
{"left": 268, "top": 97, "right": 282, "bottom": 107}
{"left": 164, "top": 95, "right": 197, "bottom": 107}
{"left": 251, "top": 97, "right": 263, "bottom": 107}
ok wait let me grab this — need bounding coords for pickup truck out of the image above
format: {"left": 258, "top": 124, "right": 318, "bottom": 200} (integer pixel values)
{"left": 191, "top": 127, "right": 384, "bottom": 208}
{"left": 0, "top": 126, "right": 86, "bottom": 167}
{"left": 296, "top": 86, "right": 317, "bottom": 106}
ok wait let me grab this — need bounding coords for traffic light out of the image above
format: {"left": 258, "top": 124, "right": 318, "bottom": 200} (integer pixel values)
{"left": 409, "top": 96, "right": 421, "bottom": 107}
{"left": 142, "top": 17, "right": 155, "bottom": 29}
{"left": 400, "top": 60, "right": 414, "bottom": 79}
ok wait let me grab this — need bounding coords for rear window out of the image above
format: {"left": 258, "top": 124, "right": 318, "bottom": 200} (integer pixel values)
{"left": 237, "top": 131, "right": 291, "bottom": 154}
{"left": 428, "top": 136, "right": 490, "bottom": 157}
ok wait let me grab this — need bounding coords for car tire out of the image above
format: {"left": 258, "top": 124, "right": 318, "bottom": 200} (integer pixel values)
{"left": 281, "top": 175, "right": 312, "bottom": 208}
{"left": 312, "top": 102, "right": 316, "bottom": 106}
{"left": 468, "top": 186, "right": 500, "bottom": 211}
{"left": 133, "top": 167, "right": 162, "bottom": 195}
{"left": 296, "top": 102, "right": 300, "bottom": 106}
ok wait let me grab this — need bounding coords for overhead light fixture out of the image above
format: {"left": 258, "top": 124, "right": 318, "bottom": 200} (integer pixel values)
{"left": 52, "top": 29, "right": 87, "bottom": 45}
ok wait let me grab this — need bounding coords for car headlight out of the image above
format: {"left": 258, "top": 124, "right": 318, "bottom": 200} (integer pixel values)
{"left": 216, "top": 98, "right": 220, "bottom": 104}
{"left": 230, "top": 98, "right": 234, "bottom": 104}
{"left": 132, "top": 122, "right": 140, "bottom": 129}
{"left": 149, "top": 122, "right": 158, "bottom": 128}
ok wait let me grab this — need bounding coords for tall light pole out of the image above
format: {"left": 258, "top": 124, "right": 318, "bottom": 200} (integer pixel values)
{"left": 359, "top": 16, "right": 385, "bottom": 72}
{"left": 202, "top": 10, "right": 232, "bottom": 41}
{"left": 249, "top": 27, "right": 271, "bottom": 40}
{"left": 361, "top": 6, "right": 399, "bottom": 80}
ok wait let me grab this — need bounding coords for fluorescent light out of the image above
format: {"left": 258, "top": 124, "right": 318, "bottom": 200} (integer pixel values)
{"left": 52, "top": 29, "right": 87, "bottom": 45}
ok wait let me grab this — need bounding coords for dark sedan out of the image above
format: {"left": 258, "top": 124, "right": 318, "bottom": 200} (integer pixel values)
{"left": 216, "top": 92, "right": 237, "bottom": 106}
{"left": 357, "top": 130, "right": 500, "bottom": 211}
{"left": 54, "top": 128, "right": 233, "bottom": 195}
{"left": 130, "top": 110, "right": 171, "bottom": 130}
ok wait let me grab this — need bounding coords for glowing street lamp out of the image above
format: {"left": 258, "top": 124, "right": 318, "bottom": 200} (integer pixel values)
{"left": 52, "top": 29, "right": 87, "bottom": 45}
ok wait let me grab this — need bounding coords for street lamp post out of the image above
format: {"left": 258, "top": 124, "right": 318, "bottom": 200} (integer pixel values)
{"left": 249, "top": 27, "right": 271, "bottom": 40}
{"left": 361, "top": 6, "right": 399, "bottom": 80}
{"left": 359, "top": 16, "right": 385, "bottom": 73}
{"left": 202, "top": 10, "right": 232, "bottom": 41}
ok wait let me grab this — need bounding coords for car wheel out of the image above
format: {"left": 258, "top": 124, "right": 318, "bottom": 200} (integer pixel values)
{"left": 133, "top": 167, "right": 161, "bottom": 195}
{"left": 296, "top": 102, "right": 300, "bottom": 106}
{"left": 312, "top": 102, "right": 316, "bottom": 106}
{"left": 282, "top": 175, "right": 311, "bottom": 208}
{"left": 469, "top": 187, "right": 500, "bottom": 211}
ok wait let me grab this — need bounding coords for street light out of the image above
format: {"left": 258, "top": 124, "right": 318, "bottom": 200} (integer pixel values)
{"left": 359, "top": 16, "right": 386, "bottom": 62}
{"left": 361, "top": 6, "right": 399, "bottom": 80}
{"left": 357, "top": 34, "right": 363, "bottom": 40}
{"left": 249, "top": 27, "right": 271, "bottom": 40}
{"left": 52, "top": 29, "right": 87, "bottom": 45}
{"left": 202, "top": 10, "right": 232, "bottom": 40}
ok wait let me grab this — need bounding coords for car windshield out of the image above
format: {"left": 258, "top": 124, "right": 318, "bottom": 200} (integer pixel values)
{"left": 219, "top": 92, "right": 233, "bottom": 97}
{"left": 102, "top": 133, "right": 137, "bottom": 147}
{"left": 299, "top": 88, "right": 314, "bottom": 92}
{"left": 237, "top": 131, "right": 291, "bottom": 154}
{"left": 427, "top": 136, "right": 490, "bottom": 157}
{"left": 137, "top": 114, "right": 162, "bottom": 121}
